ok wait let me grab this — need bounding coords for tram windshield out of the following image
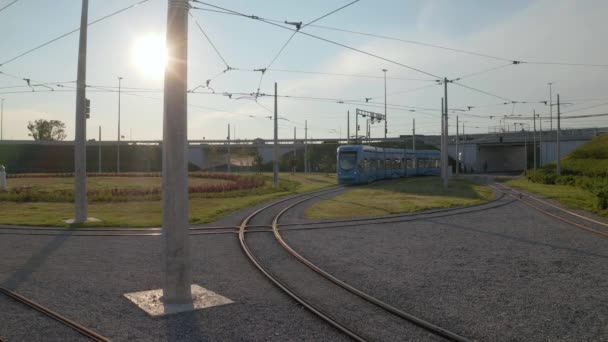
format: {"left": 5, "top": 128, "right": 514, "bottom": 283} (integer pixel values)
{"left": 338, "top": 151, "right": 357, "bottom": 171}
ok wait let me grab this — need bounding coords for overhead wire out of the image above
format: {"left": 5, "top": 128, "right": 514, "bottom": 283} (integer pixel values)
{"left": 190, "top": 1, "right": 442, "bottom": 79}
{"left": 0, "top": 0, "right": 151, "bottom": 67}
{"left": 189, "top": 11, "right": 230, "bottom": 68}
{"left": 0, "top": 0, "right": 19, "bottom": 14}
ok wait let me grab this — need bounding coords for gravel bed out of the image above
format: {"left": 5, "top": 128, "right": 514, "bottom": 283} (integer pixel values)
{"left": 281, "top": 197, "right": 608, "bottom": 341}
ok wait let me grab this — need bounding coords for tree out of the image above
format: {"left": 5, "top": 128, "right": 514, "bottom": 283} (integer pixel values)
{"left": 27, "top": 119, "right": 67, "bottom": 141}
{"left": 253, "top": 153, "right": 264, "bottom": 173}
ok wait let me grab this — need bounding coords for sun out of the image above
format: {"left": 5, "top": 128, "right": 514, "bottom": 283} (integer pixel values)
{"left": 131, "top": 34, "right": 167, "bottom": 79}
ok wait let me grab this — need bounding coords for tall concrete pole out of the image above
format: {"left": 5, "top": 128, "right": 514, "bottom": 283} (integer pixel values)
{"left": 462, "top": 121, "right": 466, "bottom": 173}
{"left": 383, "top": 69, "right": 387, "bottom": 138}
{"left": 548, "top": 83, "right": 553, "bottom": 132}
{"left": 117, "top": 76, "right": 122, "bottom": 173}
{"left": 440, "top": 97, "right": 445, "bottom": 185}
{"left": 533, "top": 110, "right": 537, "bottom": 170}
{"left": 556, "top": 94, "right": 561, "bottom": 176}
{"left": 74, "top": 0, "right": 89, "bottom": 223}
{"left": 455, "top": 116, "right": 459, "bottom": 176}
{"left": 273, "top": 82, "right": 278, "bottom": 188}
{"left": 443, "top": 78, "right": 449, "bottom": 187}
{"left": 98, "top": 126, "right": 102, "bottom": 173}
{"left": 346, "top": 110, "right": 350, "bottom": 144}
{"left": 304, "top": 120, "right": 308, "bottom": 173}
{"left": 412, "top": 118, "right": 416, "bottom": 170}
{"left": 227, "top": 124, "right": 231, "bottom": 173}
{"left": 162, "top": 0, "right": 192, "bottom": 306}
{"left": 293, "top": 126, "right": 296, "bottom": 174}
{"left": 539, "top": 113, "right": 543, "bottom": 166}
{"left": 524, "top": 127, "right": 528, "bottom": 171}
{"left": 0, "top": 98, "right": 4, "bottom": 140}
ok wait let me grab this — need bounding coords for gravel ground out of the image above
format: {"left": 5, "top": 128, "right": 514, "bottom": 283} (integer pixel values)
{"left": 2, "top": 185, "right": 607, "bottom": 341}
{"left": 0, "top": 295, "right": 89, "bottom": 342}
{"left": 280, "top": 192, "right": 608, "bottom": 341}
{"left": 0, "top": 193, "right": 349, "bottom": 342}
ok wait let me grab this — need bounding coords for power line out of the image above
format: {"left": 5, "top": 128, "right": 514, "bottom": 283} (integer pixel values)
{"left": 525, "top": 61, "right": 608, "bottom": 68}
{"left": 267, "top": 68, "right": 435, "bottom": 82}
{"left": 0, "top": 0, "right": 151, "bottom": 67}
{"left": 301, "top": 0, "right": 359, "bottom": 29}
{"left": 562, "top": 101, "right": 608, "bottom": 114}
{"left": 189, "top": 12, "right": 230, "bottom": 67}
{"left": 455, "top": 62, "right": 517, "bottom": 81}
{"left": 451, "top": 81, "right": 515, "bottom": 103}
{"left": 303, "top": 24, "right": 514, "bottom": 63}
{"left": 0, "top": 0, "right": 19, "bottom": 14}
{"left": 190, "top": 1, "right": 442, "bottom": 79}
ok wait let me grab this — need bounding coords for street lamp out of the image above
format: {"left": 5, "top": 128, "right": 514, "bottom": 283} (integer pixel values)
{"left": 382, "top": 69, "right": 387, "bottom": 139}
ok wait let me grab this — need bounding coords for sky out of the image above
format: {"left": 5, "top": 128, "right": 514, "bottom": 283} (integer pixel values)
{"left": 1, "top": 0, "right": 607, "bottom": 141}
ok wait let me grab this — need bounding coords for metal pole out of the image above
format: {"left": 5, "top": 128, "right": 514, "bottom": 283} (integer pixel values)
{"left": 355, "top": 110, "right": 358, "bottom": 143}
{"left": 539, "top": 115, "right": 543, "bottom": 166}
{"left": 273, "top": 82, "right": 278, "bottom": 188}
{"left": 412, "top": 118, "right": 416, "bottom": 170}
{"left": 556, "top": 94, "right": 561, "bottom": 176}
{"left": 117, "top": 76, "right": 122, "bottom": 173}
{"left": 98, "top": 126, "right": 102, "bottom": 173}
{"left": 74, "top": 0, "right": 89, "bottom": 223}
{"left": 524, "top": 128, "right": 528, "bottom": 171}
{"left": 533, "top": 110, "right": 537, "bottom": 170}
{"left": 383, "top": 69, "right": 387, "bottom": 138}
{"left": 441, "top": 97, "right": 445, "bottom": 184}
{"left": 443, "top": 78, "right": 449, "bottom": 187}
{"left": 462, "top": 121, "right": 466, "bottom": 173}
{"left": 227, "top": 123, "right": 231, "bottom": 173}
{"left": 346, "top": 110, "right": 350, "bottom": 144}
{"left": 0, "top": 98, "right": 4, "bottom": 140}
{"left": 456, "top": 116, "right": 459, "bottom": 176}
{"left": 293, "top": 126, "right": 296, "bottom": 174}
{"left": 304, "top": 120, "right": 308, "bottom": 173}
{"left": 548, "top": 83, "right": 553, "bottom": 132}
{"left": 161, "top": 0, "right": 192, "bottom": 306}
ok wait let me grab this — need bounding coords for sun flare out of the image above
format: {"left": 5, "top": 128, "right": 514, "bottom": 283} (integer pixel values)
{"left": 131, "top": 34, "right": 167, "bottom": 78}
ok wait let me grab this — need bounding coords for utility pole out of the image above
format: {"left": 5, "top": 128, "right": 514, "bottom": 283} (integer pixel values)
{"left": 443, "top": 78, "right": 449, "bottom": 188}
{"left": 382, "top": 69, "right": 388, "bottom": 139}
{"left": 73, "top": 0, "right": 89, "bottom": 223}
{"left": 366, "top": 119, "right": 370, "bottom": 144}
{"left": 462, "top": 121, "right": 466, "bottom": 173}
{"left": 441, "top": 97, "right": 446, "bottom": 186}
{"left": 524, "top": 126, "right": 528, "bottom": 171}
{"left": 456, "top": 116, "right": 459, "bottom": 176}
{"left": 346, "top": 110, "right": 350, "bottom": 144}
{"left": 227, "top": 124, "right": 231, "bottom": 173}
{"left": 273, "top": 82, "right": 278, "bottom": 188}
{"left": 98, "top": 126, "right": 102, "bottom": 173}
{"left": 304, "top": 120, "right": 308, "bottom": 173}
{"left": 0, "top": 98, "right": 4, "bottom": 140}
{"left": 548, "top": 83, "right": 553, "bottom": 132}
{"left": 161, "top": 0, "right": 192, "bottom": 307}
{"left": 117, "top": 76, "right": 123, "bottom": 173}
{"left": 533, "top": 110, "right": 537, "bottom": 170}
{"left": 355, "top": 110, "right": 359, "bottom": 143}
{"left": 293, "top": 126, "right": 296, "bottom": 174}
{"left": 539, "top": 114, "right": 543, "bottom": 166}
{"left": 556, "top": 94, "right": 561, "bottom": 176}
{"left": 412, "top": 118, "right": 416, "bottom": 170}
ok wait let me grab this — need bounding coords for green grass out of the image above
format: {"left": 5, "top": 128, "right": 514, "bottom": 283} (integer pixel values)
{"left": 306, "top": 177, "right": 494, "bottom": 219}
{"left": 0, "top": 173, "right": 336, "bottom": 227}
{"left": 503, "top": 177, "right": 608, "bottom": 218}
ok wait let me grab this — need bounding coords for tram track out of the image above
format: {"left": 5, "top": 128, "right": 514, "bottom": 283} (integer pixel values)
{"left": 239, "top": 186, "right": 472, "bottom": 341}
{"left": 489, "top": 183, "right": 608, "bottom": 238}
{"left": 0, "top": 287, "right": 111, "bottom": 342}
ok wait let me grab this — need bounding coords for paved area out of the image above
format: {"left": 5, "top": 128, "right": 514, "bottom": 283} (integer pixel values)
{"left": 1, "top": 186, "right": 607, "bottom": 341}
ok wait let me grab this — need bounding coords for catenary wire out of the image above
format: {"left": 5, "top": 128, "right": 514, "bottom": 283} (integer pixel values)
{"left": 0, "top": 0, "right": 151, "bottom": 67}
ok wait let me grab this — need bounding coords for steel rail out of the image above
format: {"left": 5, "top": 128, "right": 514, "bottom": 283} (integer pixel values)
{"left": 237, "top": 187, "right": 369, "bottom": 341}
{"left": 0, "top": 287, "right": 111, "bottom": 342}
{"left": 488, "top": 184, "right": 608, "bottom": 238}
{"left": 279, "top": 192, "right": 507, "bottom": 227}
{"left": 495, "top": 183, "right": 608, "bottom": 228}
{"left": 271, "top": 195, "right": 473, "bottom": 342}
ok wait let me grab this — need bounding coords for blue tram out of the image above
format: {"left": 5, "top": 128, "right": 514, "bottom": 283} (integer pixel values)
{"left": 337, "top": 145, "right": 440, "bottom": 184}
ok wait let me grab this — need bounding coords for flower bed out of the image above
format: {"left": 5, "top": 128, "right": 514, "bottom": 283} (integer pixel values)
{"left": 0, "top": 173, "right": 267, "bottom": 202}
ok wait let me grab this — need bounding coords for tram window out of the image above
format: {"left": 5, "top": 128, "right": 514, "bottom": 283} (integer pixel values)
{"left": 338, "top": 152, "right": 357, "bottom": 171}
{"left": 406, "top": 159, "right": 412, "bottom": 168}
